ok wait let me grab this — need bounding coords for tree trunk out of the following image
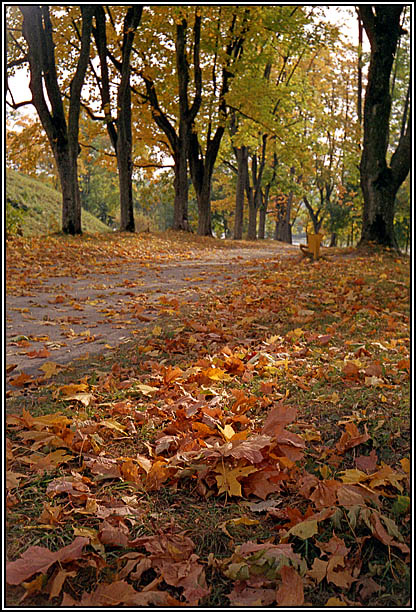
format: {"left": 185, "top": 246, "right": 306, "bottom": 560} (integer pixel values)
{"left": 358, "top": 6, "right": 410, "bottom": 248}
{"left": 117, "top": 7, "right": 141, "bottom": 232}
{"left": 233, "top": 146, "right": 247, "bottom": 239}
{"left": 258, "top": 205, "right": 266, "bottom": 239}
{"left": 56, "top": 151, "right": 81, "bottom": 235}
{"left": 246, "top": 188, "right": 257, "bottom": 240}
{"left": 20, "top": 6, "right": 93, "bottom": 235}
{"left": 196, "top": 178, "right": 212, "bottom": 236}
{"left": 274, "top": 190, "right": 293, "bottom": 243}
{"left": 172, "top": 144, "right": 189, "bottom": 230}
{"left": 172, "top": 170, "right": 187, "bottom": 230}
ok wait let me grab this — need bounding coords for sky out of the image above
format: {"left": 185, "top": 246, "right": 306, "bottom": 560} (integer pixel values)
{"left": 6, "top": 5, "right": 366, "bottom": 117}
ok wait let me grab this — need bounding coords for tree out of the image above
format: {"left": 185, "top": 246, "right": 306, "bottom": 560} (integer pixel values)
{"left": 17, "top": 6, "right": 93, "bottom": 234}
{"left": 188, "top": 7, "right": 249, "bottom": 236}
{"left": 358, "top": 5, "right": 410, "bottom": 248}
{"left": 92, "top": 6, "right": 142, "bottom": 232}
{"left": 138, "top": 7, "right": 202, "bottom": 231}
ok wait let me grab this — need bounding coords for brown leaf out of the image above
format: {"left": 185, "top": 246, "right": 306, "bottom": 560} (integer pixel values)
{"left": 10, "top": 372, "right": 34, "bottom": 387}
{"left": 276, "top": 565, "right": 304, "bottom": 606}
{"left": 342, "top": 362, "right": 360, "bottom": 379}
{"left": 243, "top": 468, "right": 284, "bottom": 499}
{"left": 327, "top": 556, "right": 356, "bottom": 589}
{"left": 308, "top": 557, "right": 328, "bottom": 583}
{"left": 336, "top": 422, "right": 370, "bottom": 453}
{"left": 370, "top": 512, "right": 410, "bottom": 553}
{"left": 98, "top": 521, "right": 129, "bottom": 548}
{"left": 48, "top": 569, "right": 76, "bottom": 600}
{"left": 6, "top": 537, "right": 88, "bottom": 585}
{"left": 228, "top": 586, "right": 276, "bottom": 606}
{"left": 355, "top": 449, "right": 378, "bottom": 473}
{"left": 261, "top": 404, "right": 297, "bottom": 436}
{"left": 226, "top": 434, "right": 272, "bottom": 464}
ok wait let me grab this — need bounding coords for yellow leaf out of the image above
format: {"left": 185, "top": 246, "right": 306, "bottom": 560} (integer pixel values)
{"left": 400, "top": 458, "right": 410, "bottom": 474}
{"left": 325, "top": 597, "right": 347, "bottom": 606}
{"left": 100, "top": 419, "right": 128, "bottom": 435}
{"left": 73, "top": 526, "right": 104, "bottom": 554}
{"left": 57, "top": 383, "right": 88, "bottom": 397}
{"left": 320, "top": 465, "right": 331, "bottom": 479}
{"left": 39, "top": 361, "right": 65, "bottom": 379}
{"left": 62, "top": 393, "right": 93, "bottom": 407}
{"left": 135, "top": 384, "right": 159, "bottom": 396}
{"left": 287, "top": 519, "right": 318, "bottom": 540}
{"left": 339, "top": 469, "right": 368, "bottom": 484}
{"left": 152, "top": 325, "right": 163, "bottom": 336}
{"left": 205, "top": 367, "right": 232, "bottom": 381}
{"left": 220, "top": 516, "right": 260, "bottom": 538}
{"left": 214, "top": 465, "right": 257, "bottom": 497}
{"left": 217, "top": 424, "right": 236, "bottom": 441}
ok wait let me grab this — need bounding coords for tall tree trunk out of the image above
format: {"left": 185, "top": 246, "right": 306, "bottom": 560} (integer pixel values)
{"left": 196, "top": 175, "right": 213, "bottom": 236}
{"left": 274, "top": 191, "right": 293, "bottom": 243}
{"left": 258, "top": 186, "right": 269, "bottom": 240}
{"left": 246, "top": 187, "right": 257, "bottom": 240}
{"left": 233, "top": 145, "right": 247, "bottom": 239}
{"left": 20, "top": 6, "right": 93, "bottom": 235}
{"left": 173, "top": 142, "right": 189, "bottom": 230}
{"left": 357, "top": 10, "right": 363, "bottom": 125}
{"left": 358, "top": 6, "right": 410, "bottom": 248}
{"left": 117, "top": 7, "right": 142, "bottom": 232}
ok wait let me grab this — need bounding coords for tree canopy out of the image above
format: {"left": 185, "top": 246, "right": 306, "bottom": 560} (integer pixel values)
{"left": 6, "top": 5, "right": 410, "bottom": 248}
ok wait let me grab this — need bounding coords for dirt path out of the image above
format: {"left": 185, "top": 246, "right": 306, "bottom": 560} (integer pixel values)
{"left": 6, "top": 243, "right": 298, "bottom": 387}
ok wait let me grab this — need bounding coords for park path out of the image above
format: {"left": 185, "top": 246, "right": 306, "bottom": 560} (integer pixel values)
{"left": 5, "top": 242, "right": 298, "bottom": 387}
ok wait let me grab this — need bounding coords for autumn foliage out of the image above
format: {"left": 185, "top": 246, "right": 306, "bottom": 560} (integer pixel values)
{"left": 5, "top": 234, "right": 410, "bottom": 606}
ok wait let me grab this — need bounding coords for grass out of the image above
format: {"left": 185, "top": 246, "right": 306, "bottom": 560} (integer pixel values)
{"left": 6, "top": 170, "right": 110, "bottom": 236}
{"left": 5, "top": 237, "right": 410, "bottom": 607}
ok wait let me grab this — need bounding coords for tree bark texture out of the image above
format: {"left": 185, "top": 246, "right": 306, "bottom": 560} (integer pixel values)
{"left": 20, "top": 6, "right": 93, "bottom": 235}
{"left": 358, "top": 5, "right": 410, "bottom": 248}
{"left": 274, "top": 191, "right": 293, "bottom": 243}
{"left": 117, "top": 7, "right": 142, "bottom": 232}
{"left": 232, "top": 146, "right": 247, "bottom": 239}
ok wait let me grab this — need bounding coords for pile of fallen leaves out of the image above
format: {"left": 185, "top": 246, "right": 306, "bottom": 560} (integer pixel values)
{"left": 6, "top": 241, "right": 410, "bottom": 607}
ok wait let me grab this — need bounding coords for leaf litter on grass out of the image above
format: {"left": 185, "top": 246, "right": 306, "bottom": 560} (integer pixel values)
{"left": 5, "top": 243, "right": 410, "bottom": 607}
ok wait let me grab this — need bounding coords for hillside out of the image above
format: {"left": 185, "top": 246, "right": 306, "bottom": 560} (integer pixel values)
{"left": 6, "top": 170, "right": 110, "bottom": 236}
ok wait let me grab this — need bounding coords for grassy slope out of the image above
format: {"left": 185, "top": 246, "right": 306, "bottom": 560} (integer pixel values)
{"left": 6, "top": 170, "right": 110, "bottom": 236}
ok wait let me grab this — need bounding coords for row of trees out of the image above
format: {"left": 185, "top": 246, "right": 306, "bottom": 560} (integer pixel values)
{"left": 6, "top": 5, "right": 410, "bottom": 248}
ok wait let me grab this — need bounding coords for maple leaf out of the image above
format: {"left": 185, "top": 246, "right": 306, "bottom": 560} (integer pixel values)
{"left": 214, "top": 465, "right": 258, "bottom": 497}
{"left": 98, "top": 520, "right": 130, "bottom": 548}
{"left": 22, "top": 449, "right": 73, "bottom": 472}
{"left": 336, "top": 422, "right": 370, "bottom": 453}
{"left": 10, "top": 372, "right": 34, "bottom": 387}
{"left": 6, "top": 537, "right": 88, "bottom": 585}
{"left": 276, "top": 565, "right": 304, "bottom": 606}
{"left": 261, "top": 404, "right": 297, "bottom": 435}
{"left": 227, "top": 586, "right": 276, "bottom": 606}
{"left": 226, "top": 434, "right": 272, "bottom": 463}
{"left": 355, "top": 449, "right": 378, "bottom": 473}
{"left": 243, "top": 467, "right": 284, "bottom": 499}
{"left": 48, "top": 569, "right": 77, "bottom": 601}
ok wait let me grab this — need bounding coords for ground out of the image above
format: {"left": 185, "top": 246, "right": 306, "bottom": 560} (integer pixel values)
{"left": 5, "top": 232, "right": 410, "bottom": 607}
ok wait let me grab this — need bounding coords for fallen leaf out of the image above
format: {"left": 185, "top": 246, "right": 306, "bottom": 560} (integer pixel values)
{"left": 276, "top": 565, "right": 304, "bottom": 606}
{"left": 6, "top": 537, "right": 88, "bottom": 585}
{"left": 214, "top": 464, "right": 258, "bottom": 497}
{"left": 287, "top": 518, "right": 318, "bottom": 540}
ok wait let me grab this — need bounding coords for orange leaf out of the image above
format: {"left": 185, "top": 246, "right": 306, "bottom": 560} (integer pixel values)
{"left": 10, "top": 372, "right": 34, "bottom": 387}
